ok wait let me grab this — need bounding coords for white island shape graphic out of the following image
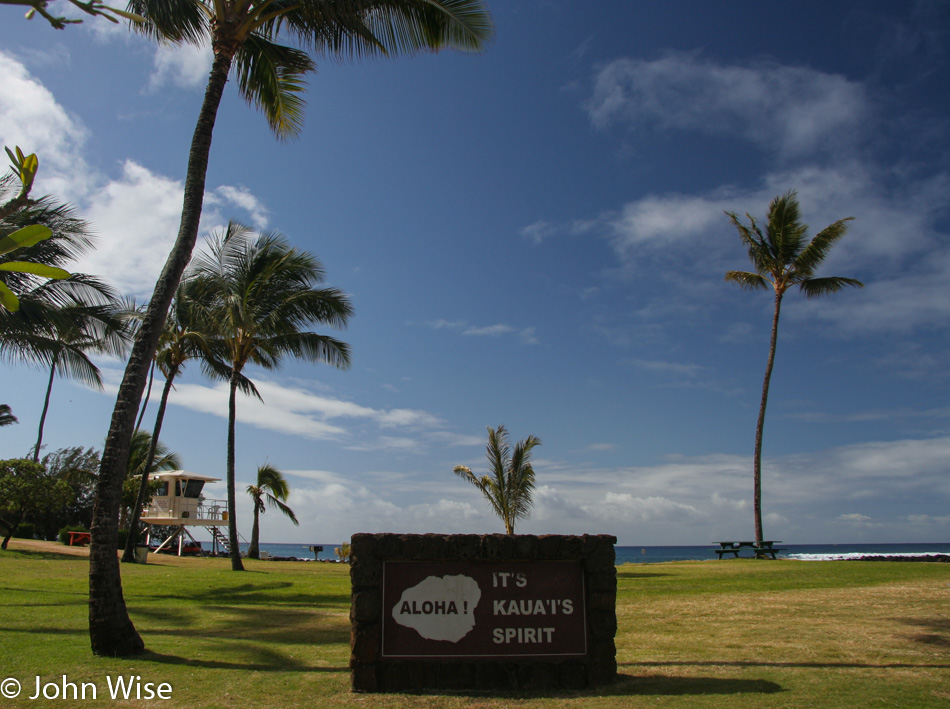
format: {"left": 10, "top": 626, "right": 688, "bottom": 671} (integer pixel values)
{"left": 392, "top": 574, "right": 482, "bottom": 643}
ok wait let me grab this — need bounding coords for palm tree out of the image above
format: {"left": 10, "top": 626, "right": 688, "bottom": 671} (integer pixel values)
{"left": 0, "top": 189, "right": 130, "bottom": 461}
{"left": 89, "top": 0, "right": 492, "bottom": 656}
{"left": 121, "top": 283, "right": 230, "bottom": 562}
{"left": 453, "top": 425, "right": 542, "bottom": 534}
{"left": 120, "top": 429, "right": 182, "bottom": 529}
{"left": 28, "top": 302, "right": 129, "bottom": 463}
{"left": 245, "top": 464, "right": 298, "bottom": 559}
{"left": 725, "top": 191, "right": 863, "bottom": 543}
{"left": 187, "top": 222, "right": 351, "bottom": 571}
{"left": 0, "top": 405, "right": 17, "bottom": 427}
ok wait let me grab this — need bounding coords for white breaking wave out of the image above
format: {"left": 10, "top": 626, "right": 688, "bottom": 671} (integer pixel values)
{"left": 788, "top": 552, "right": 947, "bottom": 561}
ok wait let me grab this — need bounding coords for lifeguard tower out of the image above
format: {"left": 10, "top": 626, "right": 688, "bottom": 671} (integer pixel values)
{"left": 140, "top": 470, "right": 230, "bottom": 556}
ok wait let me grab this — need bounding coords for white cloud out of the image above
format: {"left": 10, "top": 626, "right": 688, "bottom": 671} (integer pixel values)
{"left": 529, "top": 162, "right": 950, "bottom": 334}
{"left": 586, "top": 492, "right": 702, "bottom": 523}
{"left": 161, "top": 376, "right": 446, "bottom": 445}
{"left": 169, "top": 380, "right": 348, "bottom": 440}
{"left": 284, "top": 468, "right": 349, "bottom": 485}
{"left": 463, "top": 324, "right": 514, "bottom": 337}
{"left": 0, "top": 50, "right": 89, "bottom": 203}
{"left": 0, "top": 50, "right": 273, "bottom": 297}
{"left": 608, "top": 193, "right": 726, "bottom": 253}
{"left": 78, "top": 160, "right": 187, "bottom": 295}
{"left": 427, "top": 319, "right": 540, "bottom": 345}
{"left": 799, "top": 256, "right": 950, "bottom": 334}
{"left": 207, "top": 185, "right": 270, "bottom": 231}
{"left": 587, "top": 52, "right": 869, "bottom": 158}
{"left": 428, "top": 431, "right": 485, "bottom": 447}
{"left": 626, "top": 358, "right": 705, "bottom": 378}
{"left": 426, "top": 319, "right": 466, "bottom": 330}
{"left": 147, "top": 43, "right": 212, "bottom": 92}
{"left": 344, "top": 436, "right": 419, "bottom": 452}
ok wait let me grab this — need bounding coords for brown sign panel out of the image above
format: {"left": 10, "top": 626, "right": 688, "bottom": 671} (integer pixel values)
{"left": 381, "top": 560, "right": 586, "bottom": 658}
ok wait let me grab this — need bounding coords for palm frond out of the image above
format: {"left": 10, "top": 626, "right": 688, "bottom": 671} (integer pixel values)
{"left": 357, "top": 0, "right": 494, "bottom": 55}
{"left": 125, "top": 0, "right": 209, "bottom": 45}
{"left": 51, "top": 346, "right": 104, "bottom": 390}
{"left": 795, "top": 217, "right": 854, "bottom": 276}
{"left": 235, "top": 34, "right": 314, "bottom": 139}
{"left": 264, "top": 493, "right": 299, "bottom": 524}
{"left": 266, "top": 331, "right": 352, "bottom": 370}
{"left": 724, "top": 270, "right": 769, "bottom": 290}
{"left": 766, "top": 190, "right": 809, "bottom": 266}
{"left": 798, "top": 276, "right": 864, "bottom": 298}
{"left": 256, "top": 462, "right": 290, "bottom": 499}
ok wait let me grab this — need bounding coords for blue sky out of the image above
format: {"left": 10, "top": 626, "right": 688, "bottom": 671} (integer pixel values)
{"left": 1, "top": 1, "right": 948, "bottom": 546}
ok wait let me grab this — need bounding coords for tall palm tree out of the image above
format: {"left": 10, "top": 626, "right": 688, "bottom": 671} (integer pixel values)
{"left": 245, "top": 463, "right": 298, "bottom": 559}
{"left": 725, "top": 191, "right": 863, "bottom": 543}
{"left": 29, "top": 301, "right": 129, "bottom": 463}
{"left": 453, "top": 425, "right": 542, "bottom": 534}
{"left": 89, "top": 0, "right": 492, "bottom": 656}
{"left": 121, "top": 283, "right": 230, "bottom": 562}
{"left": 187, "top": 222, "right": 351, "bottom": 571}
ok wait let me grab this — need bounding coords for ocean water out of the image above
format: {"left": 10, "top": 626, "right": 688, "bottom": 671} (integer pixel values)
{"left": 228, "top": 541, "right": 950, "bottom": 564}
{"left": 613, "top": 542, "right": 950, "bottom": 564}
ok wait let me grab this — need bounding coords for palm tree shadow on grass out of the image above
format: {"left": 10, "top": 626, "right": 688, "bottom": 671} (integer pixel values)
{"left": 140, "top": 650, "right": 348, "bottom": 674}
{"left": 129, "top": 604, "right": 350, "bottom": 672}
{"left": 127, "top": 580, "right": 350, "bottom": 608}
{"left": 604, "top": 673, "right": 783, "bottom": 696}
{"left": 4, "top": 547, "right": 88, "bottom": 562}
{"left": 404, "top": 674, "right": 783, "bottom": 700}
{"left": 616, "top": 571, "right": 672, "bottom": 580}
{"left": 897, "top": 617, "right": 950, "bottom": 648}
{"left": 130, "top": 596, "right": 349, "bottom": 639}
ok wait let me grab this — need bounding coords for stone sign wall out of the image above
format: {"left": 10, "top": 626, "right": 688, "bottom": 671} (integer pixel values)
{"left": 350, "top": 533, "right": 617, "bottom": 692}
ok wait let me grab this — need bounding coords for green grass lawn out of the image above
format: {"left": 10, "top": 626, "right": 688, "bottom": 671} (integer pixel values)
{"left": 0, "top": 541, "right": 947, "bottom": 708}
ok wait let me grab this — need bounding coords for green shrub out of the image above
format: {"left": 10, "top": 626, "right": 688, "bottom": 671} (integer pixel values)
{"left": 12, "top": 523, "right": 35, "bottom": 539}
{"left": 57, "top": 524, "right": 88, "bottom": 545}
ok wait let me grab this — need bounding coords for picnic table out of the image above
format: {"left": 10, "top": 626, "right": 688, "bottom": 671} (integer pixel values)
{"left": 714, "top": 540, "right": 785, "bottom": 559}
{"left": 68, "top": 531, "right": 91, "bottom": 546}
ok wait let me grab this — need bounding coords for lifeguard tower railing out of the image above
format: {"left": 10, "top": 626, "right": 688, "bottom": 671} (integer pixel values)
{"left": 142, "top": 497, "right": 228, "bottom": 523}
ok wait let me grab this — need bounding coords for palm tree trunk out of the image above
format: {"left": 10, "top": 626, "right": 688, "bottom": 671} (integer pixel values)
{"left": 0, "top": 511, "right": 23, "bottom": 550}
{"left": 33, "top": 360, "right": 56, "bottom": 463}
{"left": 753, "top": 291, "right": 784, "bottom": 543}
{"left": 122, "top": 368, "right": 176, "bottom": 563}
{"left": 227, "top": 369, "right": 245, "bottom": 571}
{"left": 135, "top": 361, "right": 155, "bottom": 432}
{"left": 248, "top": 502, "right": 260, "bottom": 560}
{"left": 88, "top": 48, "right": 235, "bottom": 656}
